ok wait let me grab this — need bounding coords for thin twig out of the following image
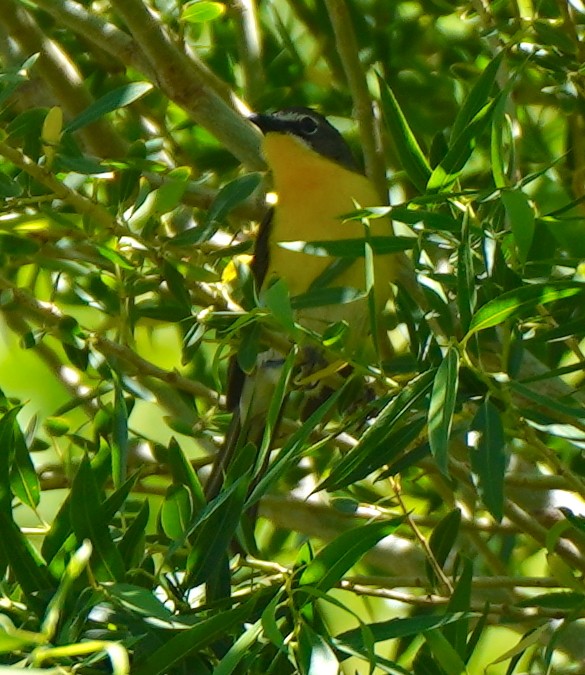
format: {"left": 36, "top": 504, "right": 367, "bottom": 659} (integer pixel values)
{"left": 323, "top": 0, "right": 387, "bottom": 202}
{"left": 231, "top": 0, "right": 264, "bottom": 107}
{"left": 0, "top": 275, "right": 221, "bottom": 405}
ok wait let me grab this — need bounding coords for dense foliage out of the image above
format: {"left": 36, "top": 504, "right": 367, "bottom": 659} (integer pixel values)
{"left": 1, "top": 0, "right": 585, "bottom": 673}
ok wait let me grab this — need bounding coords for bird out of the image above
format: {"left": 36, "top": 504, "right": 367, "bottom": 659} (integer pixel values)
{"left": 204, "top": 106, "right": 403, "bottom": 500}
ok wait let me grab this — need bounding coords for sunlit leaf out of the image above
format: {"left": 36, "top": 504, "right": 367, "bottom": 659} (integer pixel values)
{"left": 502, "top": 189, "right": 535, "bottom": 265}
{"left": 65, "top": 82, "right": 153, "bottom": 132}
{"left": 378, "top": 75, "right": 431, "bottom": 192}
{"left": 465, "top": 283, "right": 584, "bottom": 338}
{"left": 181, "top": 1, "right": 226, "bottom": 23}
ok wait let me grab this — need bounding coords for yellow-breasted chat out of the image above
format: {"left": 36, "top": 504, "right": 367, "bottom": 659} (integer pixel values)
{"left": 205, "top": 107, "right": 405, "bottom": 499}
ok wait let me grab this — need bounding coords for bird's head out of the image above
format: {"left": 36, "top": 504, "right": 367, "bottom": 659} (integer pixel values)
{"left": 249, "top": 107, "right": 358, "bottom": 173}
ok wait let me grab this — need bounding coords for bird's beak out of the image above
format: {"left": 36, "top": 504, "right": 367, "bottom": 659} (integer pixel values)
{"left": 249, "top": 112, "right": 286, "bottom": 135}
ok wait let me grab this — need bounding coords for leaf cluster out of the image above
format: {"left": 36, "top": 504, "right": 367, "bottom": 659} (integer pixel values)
{"left": 1, "top": 1, "right": 585, "bottom": 673}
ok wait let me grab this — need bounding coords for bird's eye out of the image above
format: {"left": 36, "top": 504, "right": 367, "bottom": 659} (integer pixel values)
{"left": 298, "top": 115, "right": 318, "bottom": 135}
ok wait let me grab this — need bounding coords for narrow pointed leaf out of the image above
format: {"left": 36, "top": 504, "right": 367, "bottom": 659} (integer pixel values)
{"left": 470, "top": 399, "right": 506, "bottom": 522}
{"left": 10, "top": 419, "right": 40, "bottom": 508}
{"left": 424, "top": 629, "right": 468, "bottom": 675}
{"left": 70, "top": 455, "right": 124, "bottom": 582}
{"left": 319, "top": 416, "right": 426, "bottom": 491}
{"left": 427, "top": 509, "right": 461, "bottom": 586}
{"left": 161, "top": 484, "right": 192, "bottom": 540}
{"left": 336, "top": 613, "right": 472, "bottom": 650}
{"left": 378, "top": 75, "right": 432, "bottom": 192}
{"left": 42, "top": 444, "right": 112, "bottom": 562}
{"left": 466, "top": 283, "right": 584, "bottom": 338}
{"left": 450, "top": 52, "right": 503, "bottom": 143}
{"left": 167, "top": 437, "right": 206, "bottom": 511}
{"left": 502, "top": 189, "right": 535, "bottom": 265}
{"left": 427, "top": 96, "right": 500, "bottom": 193}
{"left": 65, "top": 82, "right": 153, "bottom": 132}
{"left": 186, "top": 476, "right": 249, "bottom": 587}
{"left": 280, "top": 236, "right": 415, "bottom": 257}
{"left": 318, "top": 371, "right": 434, "bottom": 493}
{"left": 132, "top": 600, "right": 255, "bottom": 675}
{"left": 299, "top": 518, "right": 402, "bottom": 592}
{"left": 428, "top": 346, "right": 460, "bottom": 474}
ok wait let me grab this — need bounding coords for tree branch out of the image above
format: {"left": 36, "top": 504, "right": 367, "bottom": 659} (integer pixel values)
{"left": 109, "top": 0, "right": 263, "bottom": 169}
{"left": 3, "top": 0, "right": 126, "bottom": 157}
{"left": 323, "top": 0, "right": 387, "bottom": 202}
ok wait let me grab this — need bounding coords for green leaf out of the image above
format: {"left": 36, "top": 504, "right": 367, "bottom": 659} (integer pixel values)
{"left": 186, "top": 476, "right": 249, "bottom": 587}
{"left": 319, "top": 417, "right": 426, "bottom": 491}
{"left": 257, "top": 347, "right": 296, "bottom": 464}
{"left": 388, "top": 207, "right": 460, "bottom": 231}
{"left": 112, "top": 378, "right": 129, "bottom": 489}
{"left": 132, "top": 600, "right": 255, "bottom": 675}
{"left": 0, "top": 172, "right": 22, "bottom": 197}
{"left": 42, "top": 444, "right": 112, "bottom": 563}
{"left": 426, "top": 509, "right": 461, "bottom": 587}
{"left": 279, "top": 236, "right": 414, "bottom": 257}
{"left": 444, "top": 559, "right": 473, "bottom": 659}
{"left": 465, "top": 283, "right": 584, "bottom": 339}
{"left": 107, "top": 583, "right": 176, "bottom": 623}
{"left": 154, "top": 166, "right": 191, "bottom": 214}
{"left": 69, "top": 455, "right": 125, "bottom": 582}
{"left": 0, "top": 233, "right": 40, "bottom": 256}
{"left": 261, "top": 593, "right": 287, "bottom": 652}
{"left": 10, "top": 418, "right": 40, "bottom": 509}
{"left": 291, "top": 285, "right": 364, "bottom": 311}
{"left": 95, "top": 245, "right": 134, "bottom": 270}
{"left": 181, "top": 1, "right": 226, "bottom": 23}
{"left": 470, "top": 399, "right": 506, "bottom": 522}
{"left": 298, "top": 519, "right": 402, "bottom": 592}
{"left": 163, "top": 260, "right": 192, "bottom": 311}
{"left": 65, "top": 82, "right": 153, "bottom": 132}
{"left": 378, "top": 75, "right": 432, "bottom": 192}
{"left": 161, "top": 484, "right": 192, "bottom": 540}
{"left": 0, "top": 512, "right": 53, "bottom": 606}
{"left": 502, "top": 189, "right": 535, "bottom": 265}
{"left": 0, "top": 407, "right": 22, "bottom": 512}
{"left": 427, "top": 96, "right": 501, "bottom": 193}
{"left": 516, "top": 591, "right": 585, "bottom": 610}
{"left": 424, "top": 629, "right": 468, "bottom": 675}
{"left": 457, "top": 210, "right": 475, "bottom": 333}
{"left": 237, "top": 321, "right": 262, "bottom": 374}
{"left": 490, "top": 94, "right": 510, "bottom": 189}
{"left": 450, "top": 52, "right": 503, "bottom": 144}
{"left": 298, "top": 622, "right": 339, "bottom": 675}
{"left": 428, "top": 346, "right": 459, "bottom": 475}
{"left": 167, "top": 437, "right": 206, "bottom": 511}
{"left": 41, "top": 540, "right": 92, "bottom": 639}
{"left": 214, "top": 619, "right": 264, "bottom": 675}
{"left": 511, "top": 380, "right": 585, "bottom": 420}
{"left": 246, "top": 385, "right": 347, "bottom": 507}
{"left": 118, "top": 499, "right": 149, "bottom": 569}
{"left": 336, "top": 613, "right": 472, "bottom": 651}
{"left": 318, "top": 371, "right": 434, "bottom": 493}
{"left": 263, "top": 278, "right": 295, "bottom": 331}
{"left": 200, "top": 172, "right": 262, "bottom": 240}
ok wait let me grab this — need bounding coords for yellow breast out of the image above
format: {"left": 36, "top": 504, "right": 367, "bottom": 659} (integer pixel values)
{"left": 261, "top": 133, "right": 395, "bottom": 307}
